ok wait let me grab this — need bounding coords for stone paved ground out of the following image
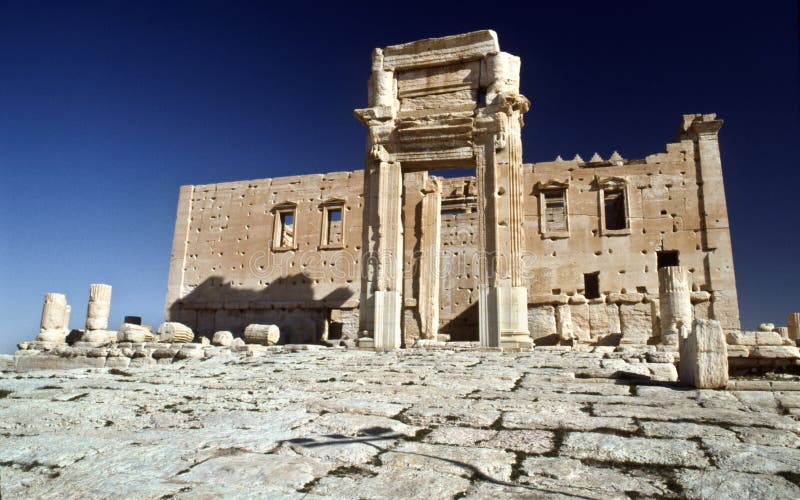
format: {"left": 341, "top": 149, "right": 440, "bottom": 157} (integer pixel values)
{"left": 1, "top": 347, "right": 799, "bottom": 499}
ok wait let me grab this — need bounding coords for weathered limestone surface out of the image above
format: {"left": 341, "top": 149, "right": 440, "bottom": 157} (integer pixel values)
{"left": 789, "top": 313, "right": 800, "bottom": 342}
{"left": 36, "top": 293, "right": 70, "bottom": 343}
{"left": 244, "top": 324, "right": 280, "bottom": 346}
{"left": 157, "top": 322, "right": 194, "bottom": 343}
{"left": 212, "top": 330, "right": 234, "bottom": 346}
{"left": 2, "top": 348, "right": 799, "bottom": 498}
{"left": 85, "top": 284, "right": 112, "bottom": 331}
{"left": 659, "top": 266, "right": 693, "bottom": 346}
{"left": 679, "top": 319, "right": 729, "bottom": 389}
{"left": 117, "top": 323, "right": 154, "bottom": 343}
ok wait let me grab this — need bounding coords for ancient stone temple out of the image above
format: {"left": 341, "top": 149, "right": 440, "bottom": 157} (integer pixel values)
{"left": 164, "top": 30, "right": 741, "bottom": 350}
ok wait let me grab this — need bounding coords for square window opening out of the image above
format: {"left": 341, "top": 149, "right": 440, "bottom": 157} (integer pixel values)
{"left": 657, "top": 250, "right": 680, "bottom": 269}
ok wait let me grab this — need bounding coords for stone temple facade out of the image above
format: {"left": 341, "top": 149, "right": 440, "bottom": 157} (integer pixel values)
{"left": 164, "top": 30, "right": 740, "bottom": 350}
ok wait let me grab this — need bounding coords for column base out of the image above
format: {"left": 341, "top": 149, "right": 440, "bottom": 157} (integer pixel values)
{"left": 35, "top": 329, "right": 69, "bottom": 343}
{"left": 373, "top": 290, "right": 402, "bottom": 351}
{"left": 479, "top": 285, "right": 531, "bottom": 348}
{"left": 501, "top": 334, "right": 534, "bottom": 350}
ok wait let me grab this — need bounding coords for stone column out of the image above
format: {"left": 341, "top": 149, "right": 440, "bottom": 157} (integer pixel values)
{"left": 354, "top": 46, "right": 403, "bottom": 351}
{"left": 658, "top": 266, "right": 692, "bottom": 346}
{"left": 678, "top": 319, "right": 728, "bottom": 389}
{"left": 400, "top": 171, "right": 427, "bottom": 343}
{"left": 372, "top": 160, "right": 404, "bottom": 350}
{"left": 476, "top": 106, "right": 531, "bottom": 349}
{"left": 788, "top": 313, "right": 800, "bottom": 343}
{"left": 86, "top": 283, "right": 112, "bottom": 331}
{"left": 418, "top": 176, "right": 441, "bottom": 340}
{"left": 358, "top": 149, "right": 404, "bottom": 351}
{"left": 36, "top": 293, "right": 69, "bottom": 342}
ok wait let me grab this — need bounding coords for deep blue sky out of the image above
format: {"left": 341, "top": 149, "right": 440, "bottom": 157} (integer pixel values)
{"left": 1, "top": 1, "right": 797, "bottom": 353}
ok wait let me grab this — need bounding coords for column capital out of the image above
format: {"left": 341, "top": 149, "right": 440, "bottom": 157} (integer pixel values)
{"left": 677, "top": 113, "right": 723, "bottom": 141}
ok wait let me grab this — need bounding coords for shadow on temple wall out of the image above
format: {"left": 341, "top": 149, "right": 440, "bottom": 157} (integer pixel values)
{"left": 439, "top": 302, "right": 479, "bottom": 342}
{"left": 169, "top": 274, "right": 354, "bottom": 344}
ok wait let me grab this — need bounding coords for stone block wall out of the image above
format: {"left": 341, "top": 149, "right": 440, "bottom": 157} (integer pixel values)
{"left": 165, "top": 121, "right": 739, "bottom": 345}
{"left": 165, "top": 171, "right": 364, "bottom": 340}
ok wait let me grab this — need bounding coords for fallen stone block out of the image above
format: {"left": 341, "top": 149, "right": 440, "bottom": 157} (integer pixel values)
{"left": 679, "top": 319, "right": 728, "bottom": 389}
{"left": 750, "top": 346, "right": 800, "bottom": 359}
{"left": 212, "top": 330, "right": 234, "bottom": 347}
{"left": 14, "top": 353, "right": 106, "bottom": 371}
{"left": 176, "top": 346, "right": 205, "bottom": 360}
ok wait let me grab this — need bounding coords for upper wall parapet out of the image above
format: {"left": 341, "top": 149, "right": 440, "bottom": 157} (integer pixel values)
{"left": 529, "top": 114, "right": 719, "bottom": 174}
{"left": 380, "top": 30, "right": 500, "bottom": 71}
{"left": 186, "top": 169, "right": 363, "bottom": 193}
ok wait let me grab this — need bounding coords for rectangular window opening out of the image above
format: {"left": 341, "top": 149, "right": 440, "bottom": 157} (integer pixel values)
{"left": 543, "top": 189, "right": 568, "bottom": 232}
{"left": 279, "top": 211, "right": 294, "bottom": 247}
{"left": 584, "top": 272, "right": 600, "bottom": 299}
{"left": 657, "top": 250, "right": 680, "bottom": 269}
{"left": 603, "top": 190, "right": 627, "bottom": 230}
{"left": 477, "top": 87, "right": 487, "bottom": 107}
{"left": 326, "top": 208, "right": 343, "bottom": 246}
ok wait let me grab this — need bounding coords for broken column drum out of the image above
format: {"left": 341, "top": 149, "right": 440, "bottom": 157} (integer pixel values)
{"left": 658, "top": 266, "right": 692, "bottom": 345}
{"left": 85, "top": 284, "right": 112, "bottom": 331}
{"left": 40, "top": 293, "right": 68, "bottom": 332}
{"left": 36, "top": 293, "right": 70, "bottom": 343}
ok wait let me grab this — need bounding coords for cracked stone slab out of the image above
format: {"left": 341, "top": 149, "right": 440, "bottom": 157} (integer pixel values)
{"left": 480, "top": 429, "right": 556, "bottom": 454}
{"left": 640, "top": 421, "right": 738, "bottom": 440}
{"left": 520, "top": 456, "right": 671, "bottom": 497}
{"left": 402, "top": 401, "right": 500, "bottom": 428}
{"left": 503, "top": 402, "right": 637, "bottom": 432}
{"left": 423, "top": 426, "right": 497, "bottom": 446}
{"left": 676, "top": 469, "right": 800, "bottom": 499}
{"left": 175, "top": 450, "right": 335, "bottom": 494}
{"left": 729, "top": 425, "right": 800, "bottom": 448}
{"left": 592, "top": 403, "right": 800, "bottom": 431}
{"left": 701, "top": 439, "right": 800, "bottom": 474}
{"left": 310, "top": 467, "right": 471, "bottom": 499}
{"left": 561, "top": 432, "right": 710, "bottom": 467}
{"left": 307, "top": 398, "right": 408, "bottom": 417}
{"left": 380, "top": 441, "right": 515, "bottom": 482}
